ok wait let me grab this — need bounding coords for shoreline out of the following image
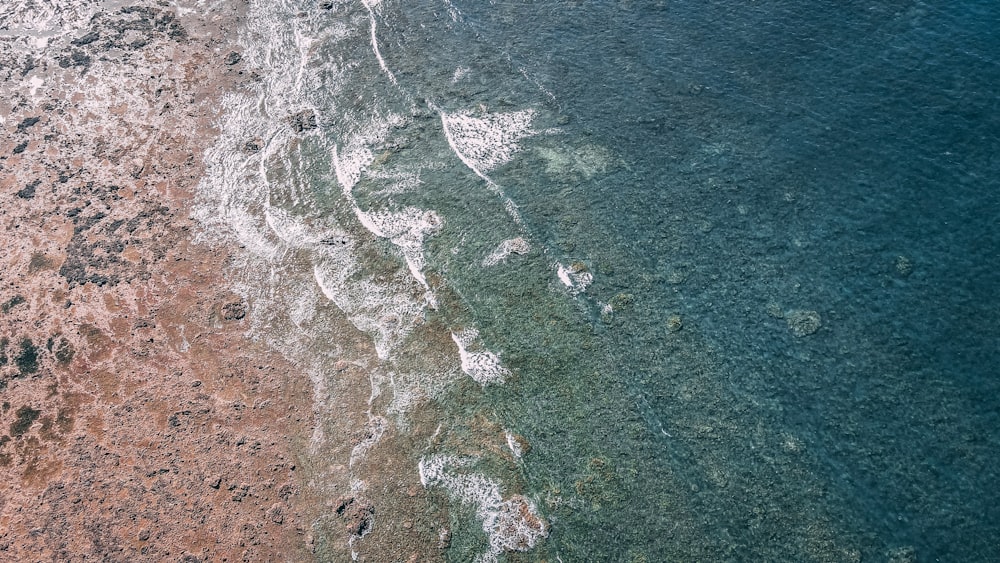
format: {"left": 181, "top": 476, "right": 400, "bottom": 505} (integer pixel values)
{"left": 1, "top": 2, "right": 552, "bottom": 561}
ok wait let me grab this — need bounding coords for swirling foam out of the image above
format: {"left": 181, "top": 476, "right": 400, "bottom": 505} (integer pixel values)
{"left": 419, "top": 454, "right": 548, "bottom": 562}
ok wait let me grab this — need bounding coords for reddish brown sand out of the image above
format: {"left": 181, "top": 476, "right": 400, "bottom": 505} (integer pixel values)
{"left": 0, "top": 3, "right": 321, "bottom": 560}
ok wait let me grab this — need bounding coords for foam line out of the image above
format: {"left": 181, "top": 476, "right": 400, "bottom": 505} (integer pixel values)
{"left": 363, "top": 0, "right": 398, "bottom": 85}
{"left": 451, "top": 329, "right": 511, "bottom": 385}
{"left": 519, "top": 65, "right": 557, "bottom": 103}
{"left": 438, "top": 110, "right": 523, "bottom": 224}
{"left": 333, "top": 144, "right": 437, "bottom": 305}
{"left": 293, "top": 26, "right": 312, "bottom": 93}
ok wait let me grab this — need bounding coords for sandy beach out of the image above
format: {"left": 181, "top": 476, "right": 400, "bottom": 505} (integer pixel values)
{"left": 0, "top": 3, "right": 323, "bottom": 560}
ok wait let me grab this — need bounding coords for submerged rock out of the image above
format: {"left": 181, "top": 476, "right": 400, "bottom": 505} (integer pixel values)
{"left": 786, "top": 309, "right": 821, "bottom": 337}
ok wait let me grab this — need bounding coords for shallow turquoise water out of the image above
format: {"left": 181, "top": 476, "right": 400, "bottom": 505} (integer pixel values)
{"left": 212, "top": 0, "right": 1000, "bottom": 559}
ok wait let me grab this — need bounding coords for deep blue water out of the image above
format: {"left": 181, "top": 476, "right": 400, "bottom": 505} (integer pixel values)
{"left": 213, "top": 0, "right": 1000, "bottom": 559}
{"left": 424, "top": 0, "right": 1000, "bottom": 559}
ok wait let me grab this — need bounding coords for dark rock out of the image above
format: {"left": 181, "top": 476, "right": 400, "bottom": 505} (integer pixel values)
{"left": 125, "top": 205, "right": 169, "bottom": 233}
{"left": 15, "top": 338, "right": 39, "bottom": 375}
{"left": 21, "top": 58, "right": 36, "bottom": 77}
{"left": 71, "top": 31, "right": 100, "bottom": 46}
{"left": 289, "top": 110, "right": 317, "bottom": 133}
{"left": 59, "top": 204, "right": 168, "bottom": 287}
{"left": 73, "top": 211, "right": 106, "bottom": 235}
{"left": 120, "top": 5, "right": 156, "bottom": 18}
{"left": 58, "top": 50, "right": 92, "bottom": 69}
{"left": 224, "top": 51, "right": 242, "bottom": 66}
{"left": 347, "top": 506, "right": 373, "bottom": 536}
{"left": 13, "top": 141, "right": 28, "bottom": 154}
{"left": 16, "top": 179, "right": 40, "bottom": 199}
{"left": 1, "top": 295, "right": 26, "bottom": 314}
{"left": 28, "top": 253, "right": 52, "bottom": 273}
{"left": 11, "top": 405, "right": 41, "bottom": 436}
{"left": 231, "top": 483, "right": 249, "bottom": 502}
{"left": 160, "top": 13, "right": 187, "bottom": 40}
{"left": 222, "top": 301, "right": 247, "bottom": 321}
{"left": 52, "top": 337, "right": 75, "bottom": 365}
{"left": 268, "top": 503, "right": 285, "bottom": 524}
{"left": 16, "top": 116, "right": 40, "bottom": 131}
{"left": 168, "top": 410, "right": 190, "bottom": 427}
{"left": 334, "top": 496, "right": 374, "bottom": 537}
{"left": 334, "top": 496, "right": 352, "bottom": 516}
{"left": 72, "top": 50, "right": 91, "bottom": 66}
{"left": 58, "top": 254, "right": 89, "bottom": 287}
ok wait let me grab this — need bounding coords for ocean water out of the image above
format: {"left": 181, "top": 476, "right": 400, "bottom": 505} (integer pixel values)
{"left": 195, "top": 0, "right": 1000, "bottom": 561}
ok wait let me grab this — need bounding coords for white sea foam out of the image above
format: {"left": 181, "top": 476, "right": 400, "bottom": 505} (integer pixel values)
{"left": 383, "top": 368, "right": 460, "bottom": 428}
{"left": 364, "top": 162, "right": 424, "bottom": 197}
{"left": 313, "top": 261, "right": 426, "bottom": 360}
{"left": 556, "top": 262, "right": 593, "bottom": 295}
{"left": 441, "top": 109, "right": 537, "bottom": 173}
{"left": 451, "top": 328, "right": 510, "bottom": 385}
{"left": 518, "top": 66, "right": 557, "bottom": 103}
{"left": 419, "top": 454, "right": 548, "bottom": 561}
{"left": 482, "top": 237, "right": 531, "bottom": 267}
{"left": 333, "top": 142, "right": 442, "bottom": 308}
{"left": 332, "top": 143, "right": 374, "bottom": 193}
{"left": 452, "top": 66, "right": 471, "bottom": 83}
{"left": 362, "top": 0, "right": 397, "bottom": 85}
{"left": 193, "top": 1, "right": 553, "bottom": 555}
{"left": 0, "top": 0, "right": 101, "bottom": 37}
{"left": 192, "top": 0, "right": 441, "bottom": 361}
{"left": 439, "top": 108, "right": 539, "bottom": 224}
{"left": 505, "top": 430, "right": 524, "bottom": 459}
{"left": 442, "top": 0, "right": 462, "bottom": 23}
{"left": 368, "top": 207, "right": 442, "bottom": 293}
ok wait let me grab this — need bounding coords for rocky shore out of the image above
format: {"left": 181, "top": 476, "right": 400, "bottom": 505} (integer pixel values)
{"left": 0, "top": 3, "right": 317, "bottom": 560}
